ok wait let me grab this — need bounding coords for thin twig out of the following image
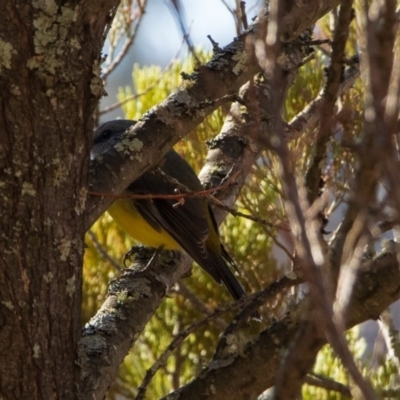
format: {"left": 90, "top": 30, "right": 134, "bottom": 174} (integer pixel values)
{"left": 287, "top": 58, "right": 360, "bottom": 141}
{"left": 87, "top": 230, "right": 122, "bottom": 271}
{"left": 167, "top": 0, "right": 201, "bottom": 66}
{"left": 173, "top": 282, "right": 227, "bottom": 330}
{"left": 135, "top": 289, "right": 262, "bottom": 400}
{"left": 214, "top": 274, "right": 302, "bottom": 359}
{"left": 378, "top": 308, "right": 400, "bottom": 375}
{"left": 100, "top": 40, "right": 185, "bottom": 115}
{"left": 239, "top": 1, "right": 248, "bottom": 30}
{"left": 88, "top": 169, "right": 239, "bottom": 201}
{"left": 305, "top": 373, "right": 352, "bottom": 398}
{"left": 102, "top": 0, "right": 148, "bottom": 80}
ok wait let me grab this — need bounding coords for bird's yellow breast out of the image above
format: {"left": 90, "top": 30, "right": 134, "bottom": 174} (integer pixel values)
{"left": 107, "top": 199, "right": 181, "bottom": 250}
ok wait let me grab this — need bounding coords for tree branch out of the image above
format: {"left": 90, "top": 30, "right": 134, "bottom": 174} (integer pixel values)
{"left": 163, "top": 252, "right": 400, "bottom": 399}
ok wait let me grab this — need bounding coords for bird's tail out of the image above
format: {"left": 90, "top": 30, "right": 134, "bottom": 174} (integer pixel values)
{"left": 211, "top": 248, "right": 261, "bottom": 320}
{"left": 189, "top": 243, "right": 261, "bottom": 319}
{"left": 213, "top": 253, "right": 247, "bottom": 301}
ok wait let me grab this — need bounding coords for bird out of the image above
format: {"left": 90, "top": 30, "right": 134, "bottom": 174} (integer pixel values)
{"left": 92, "top": 119, "right": 249, "bottom": 302}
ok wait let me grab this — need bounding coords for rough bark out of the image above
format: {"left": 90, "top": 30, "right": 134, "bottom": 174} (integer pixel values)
{"left": 0, "top": 1, "right": 118, "bottom": 398}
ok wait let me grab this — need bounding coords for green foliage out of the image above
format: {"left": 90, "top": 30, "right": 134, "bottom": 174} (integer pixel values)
{"left": 285, "top": 54, "right": 325, "bottom": 122}
{"left": 303, "top": 327, "right": 399, "bottom": 399}
{"left": 303, "top": 328, "right": 364, "bottom": 399}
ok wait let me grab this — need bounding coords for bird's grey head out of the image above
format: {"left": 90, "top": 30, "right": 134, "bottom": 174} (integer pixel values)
{"left": 91, "top": 119, "right": 137, "bottom": 159}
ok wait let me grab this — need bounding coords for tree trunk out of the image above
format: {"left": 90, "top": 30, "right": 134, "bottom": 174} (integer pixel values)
{"left": 0, "top": 1, "right": 117, "bottom": 398}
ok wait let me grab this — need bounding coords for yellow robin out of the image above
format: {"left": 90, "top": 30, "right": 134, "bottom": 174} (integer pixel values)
{"left": 92, "top": 119, "right": 248, "bottom": 301}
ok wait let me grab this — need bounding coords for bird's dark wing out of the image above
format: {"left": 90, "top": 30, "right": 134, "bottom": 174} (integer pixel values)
{"left": 129, "top": 150, "right": 247, "bottom": 299}
{"left": 128, "top": 156, "right": 211, "bottom": 258}
{"left": 135, "top": 196, "right": 209, "bottom": 255}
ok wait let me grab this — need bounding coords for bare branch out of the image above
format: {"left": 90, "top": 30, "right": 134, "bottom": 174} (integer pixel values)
{"left": 87, "top": 230, "right": 122, "bottom": 271}
{"left": 305, "top": 1, "right": 354, "bottom": 205}
{"left": 286, "top": 58, "right": 360, "bottom": 141}
{"left": 174, "top": 282, "right": 228, "bottom": 330}
{"left": 102, "top": 0, "right": 148, "bottom": 80}
{"left": 163, "top": 252, "right": 400, "bottom": 400}
{"left": 305, "top": 373, "right": 352, "bottom": 398}
{"left": 378, "top": 308, "right": 400, "bottom": 375}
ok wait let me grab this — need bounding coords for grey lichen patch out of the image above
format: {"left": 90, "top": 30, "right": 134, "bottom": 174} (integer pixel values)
{"left": 69, "top": 37, "right": 81, "bottom": 50}
{"left": 53, "top": 162, "right": 69, "bottom": 187}
{"left": 285, "top": 271, "right": 298, "bottom": 280}
{"left": 0, "top": 39, "right": 16, "bottom": 73}
{"left": 90, "top": 59, "right": 105, "bottom": 97}
{"left": 76, "top": 334, "right": 104, "bottom": 379}
{"left": 165, "top": 89, "right": 196, "bottom": 117}
{"left": 209, "top": 384, "right": 217, "bottom": 395}
{"left": 44, "top": 217, "right": 52, "bottom": 227}
{"left": 46, "top": 89, "right": 58, "bottom": 109}
{"left": 33, "top": 343, "right": 41, "bottom": 359}
{"left": 116, "top": 289, "right": 129, "bottom": 305}
{"left": 74, "top": 186, "right": 88, "bottom": 215}
{"left": 43, "top": 272, "right": 54, "bottom": 283}
{"left": 66, "top": 274, "right": 76, "bottom": 295}
{"left": 57, "top": 238, "right": 72, "bottom": 261}
{"left": 32, "top": 0, "right": 58, "bottom": 14}
{"left": 208, "top": 53, "right": 230, "bottom": 70}
{"left": 21, "top": 182, "right": 37, "bottom": 196}
{"left": 27, "top": 2, "right": 80, "bottom": 76}
{"left": 52, "top": 153, "right": 74, "bottom": 186}
{"left": 208, "top": 357, "right": 236, "bottom": 370}
{"left": 128, "top": 277, "right": 153, "bottom": 300}
{"left": 173, "top": 89, "right": 192, "bottom": 105}
{"left": 223, "top": 331, "right": 249, "bottom": 357}
{"left": 114, "top": 136, "right": 143, "bottom": 160}
{"left": 2, "top": 301, "right": 14, "bottom": 310}
{"left": 10, "top": 85, "right": 21, "bottom": 96}
{"left": 225, "top": 332, "right": 240, "bottom": 352}
{"left": 156, "top": 104, "right": 181, "bottom": 125}
{"left": 231, "top": 50, "right": 249, "bottom": 75}
{"left": 189, "top": 107, "right": 208, "bottom": 120}
{"left": 78, "top": 333, "right": 108, "bottom": 361}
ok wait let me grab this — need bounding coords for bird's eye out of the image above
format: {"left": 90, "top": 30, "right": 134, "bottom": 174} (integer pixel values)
{"left": 100, "top": 129, "right": 113, "bottom": 142}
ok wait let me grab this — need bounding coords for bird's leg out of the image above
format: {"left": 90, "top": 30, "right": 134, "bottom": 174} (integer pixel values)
{"left": 122, "top": 245, "right": 143, "bottom": 268}
{"left": 123, "top": 245, "right": 165, "bottom": 271}
{"left": 144, "top": 245, "right": 165, "bottom": 270}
